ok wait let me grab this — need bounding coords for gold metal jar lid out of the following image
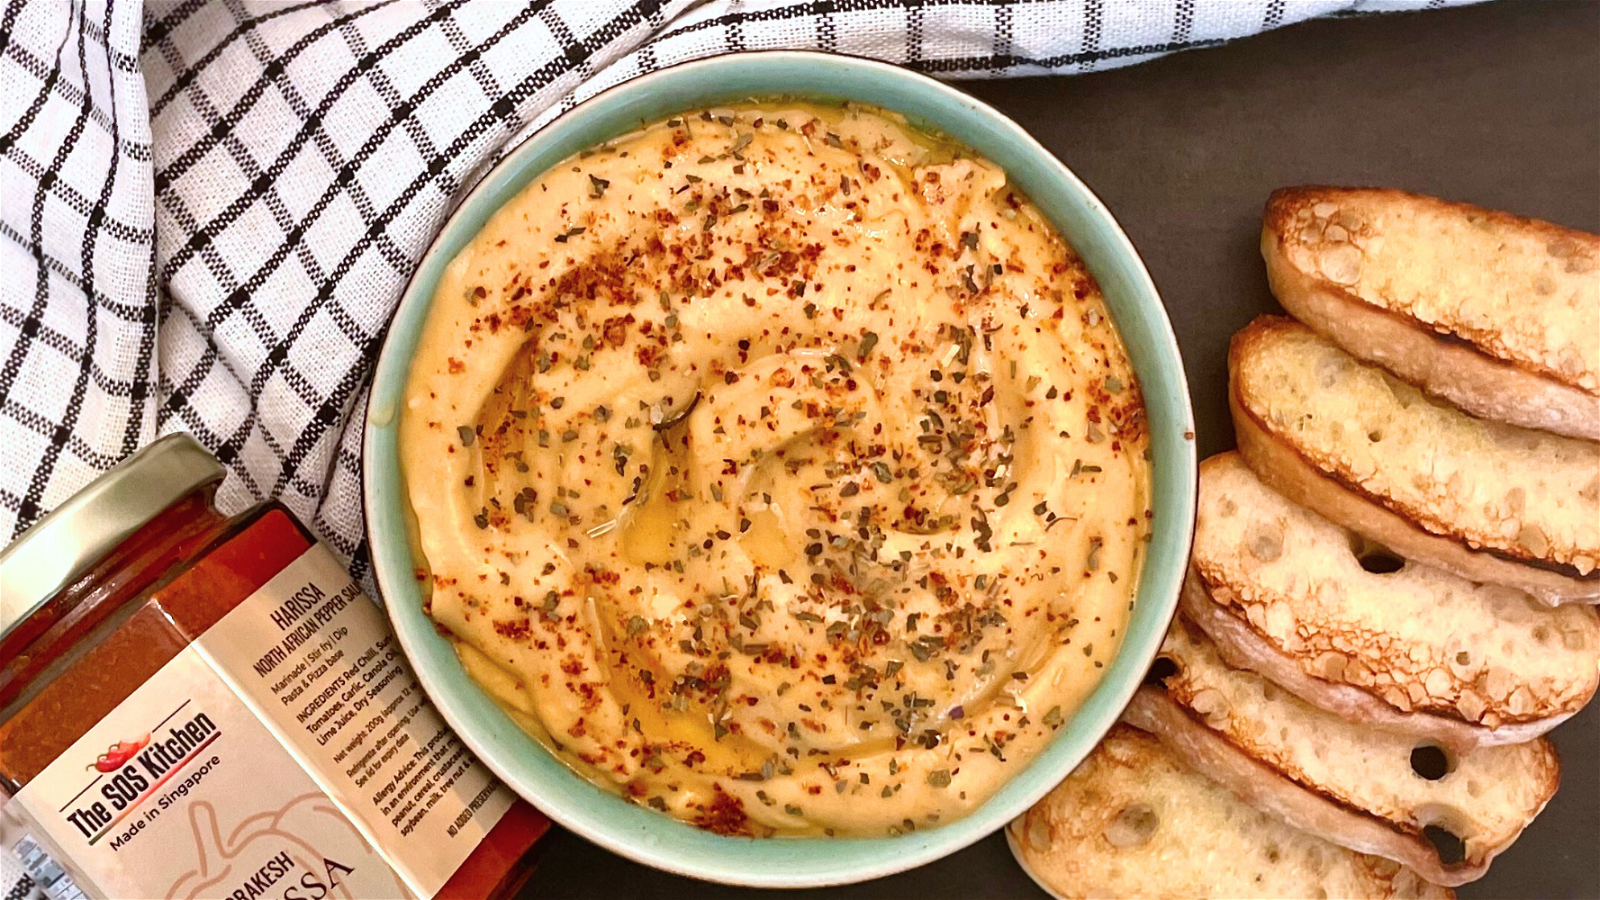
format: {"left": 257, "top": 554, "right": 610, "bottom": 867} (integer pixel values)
{"left": 0, "top": 433, "right": 225, "bottom": 638}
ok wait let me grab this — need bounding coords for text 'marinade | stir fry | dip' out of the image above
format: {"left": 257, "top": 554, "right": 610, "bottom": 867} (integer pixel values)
{"left": 400, "top": 102, "right": 1152, "bottom": 837}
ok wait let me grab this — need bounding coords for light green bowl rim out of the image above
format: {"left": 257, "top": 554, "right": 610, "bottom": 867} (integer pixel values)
{"left": 363, "top": 50, "right": 1195, "bottom": 889}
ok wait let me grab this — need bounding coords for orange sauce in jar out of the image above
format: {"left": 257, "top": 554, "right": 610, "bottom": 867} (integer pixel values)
{"left": 0, "top": 437, "right": 547, "bottom": 899}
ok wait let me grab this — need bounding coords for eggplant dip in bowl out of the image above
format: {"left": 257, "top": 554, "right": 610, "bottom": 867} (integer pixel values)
{"left": 398, "top": 101, "right": 1151, "bottom": 839}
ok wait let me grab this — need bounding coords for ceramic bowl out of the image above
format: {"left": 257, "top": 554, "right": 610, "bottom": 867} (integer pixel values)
{"left": 364, "top": 50, "right": 1195, "bottom": 888}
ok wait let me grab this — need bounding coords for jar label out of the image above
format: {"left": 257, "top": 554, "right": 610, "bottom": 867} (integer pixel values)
{"left": 9, "top": 545, "right": 514, "bottom": 899}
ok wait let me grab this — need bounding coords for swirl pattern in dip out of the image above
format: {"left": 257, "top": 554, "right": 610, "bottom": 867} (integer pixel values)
{"left": 400, "top": 103, "right": 1151, "bottom": 837}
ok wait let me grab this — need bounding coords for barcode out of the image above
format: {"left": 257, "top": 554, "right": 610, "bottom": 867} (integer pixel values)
{"left": 10, "top": 837, "right": 86, "bottom": 900}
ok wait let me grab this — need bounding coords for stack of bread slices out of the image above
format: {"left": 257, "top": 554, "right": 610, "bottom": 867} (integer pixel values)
{"left": 1012, "top": 187, "right": 1600, "bottom": 899}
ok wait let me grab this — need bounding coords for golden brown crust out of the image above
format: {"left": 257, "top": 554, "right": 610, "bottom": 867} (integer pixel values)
{"left": 1155, "top": 619, "right": 1562, "bottom": 874}
{"left": 1261, "top": 219, "right": 1600, "bottom": 439}
{"left": 1190, "top": 452, "right": 1600, "bottom": 727}
{"left": 1263, "top": 185, "right": 1591, "bottom": 242}
{"left": 1180, "top": 570, "right": 1580, "bottom": 752}
{"left": 1227, "top": 317, "right": 1599, "bottom": 601}
{"left": 1123, "top": 688, "right": 1493, "bottom": 888}
{"left": 1230, "top": 389, "right": 1598, "bottom": 605}
{"left": 1263, "top": 186, "right": 1599, "bottom": 398}
{"left": 1009, "top": 723, "right": 1454, "bottom": 900}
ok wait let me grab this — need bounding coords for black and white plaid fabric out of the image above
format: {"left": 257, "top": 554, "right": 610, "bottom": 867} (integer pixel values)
{"left": 1, "top": 0, "right": 1475, "bottom": 587}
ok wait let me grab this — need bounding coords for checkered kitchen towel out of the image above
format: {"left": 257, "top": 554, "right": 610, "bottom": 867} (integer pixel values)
{"left": 1, "top": 0, "right": 1477, "bottom": 586}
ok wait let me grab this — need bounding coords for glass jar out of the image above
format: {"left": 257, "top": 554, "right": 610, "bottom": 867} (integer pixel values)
{"left": 0, "top": 434, "right": 547, "bottom": 899}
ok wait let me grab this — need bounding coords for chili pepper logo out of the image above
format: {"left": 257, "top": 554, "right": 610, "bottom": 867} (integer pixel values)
{"left": 87, "top": 734, "right": 149, "bottom": 772}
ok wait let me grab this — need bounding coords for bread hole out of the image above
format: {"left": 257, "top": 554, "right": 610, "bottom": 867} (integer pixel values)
{"left": 1366, "top": 428, "right": 1384, "bottom": 443}
{"left": 1409, "top": 744, "right": 1453, "bottom": 781}
{"left": 1347, "top": 533, "right": 1406, "bottom": 574}
{"left": 1423, "top": 825, "right": 1467, "bottom": 866}
{"left": 1362, "top": 547, "right": 1405, "bottom": 573}
{"left": 1103, "top": 804, "right": 1159, "bottom": 848}
{"left": 1144, "top": 656, "right": 1179, "bottom": 687}
{"left": 1304, "top": 845, "right": 1325, "bottom": 871}
{"left": 1546, "top": 237, "right": 1580, "bottom": 259}
{"left": 1247, "top": 524, "right": 1283, "bottom": 563}
{"left": 1315, "top": 354, "right": 1345, "bottom": 389}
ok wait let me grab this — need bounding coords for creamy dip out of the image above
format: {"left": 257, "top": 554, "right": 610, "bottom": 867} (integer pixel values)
{"left": 400, "top": 103, "right": 1151, "bottom": 837}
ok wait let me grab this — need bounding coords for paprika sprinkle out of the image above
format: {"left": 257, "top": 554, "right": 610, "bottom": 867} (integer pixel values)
{"left": 0, "top": 434, "right": 547, "bottom": 899}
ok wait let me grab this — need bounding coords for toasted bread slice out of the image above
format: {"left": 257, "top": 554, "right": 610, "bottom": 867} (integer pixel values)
{"left": 1136, "top": 621, "right": 1560, "bottom": 887}
{"left": 1008, "top": 724, "right": 1451, "bottom": 900}
{"left": 1262, "top": 186, "right": 1599, "bottom": 439}
{"left": 1229, "top": 317, "right": 1600, "bottom": 604}
{"left": 1182, "top": 573, "right": 1584, "bottom": 754}
{"left": 1189, "top": 453, "right": 1600, "bottom": 748}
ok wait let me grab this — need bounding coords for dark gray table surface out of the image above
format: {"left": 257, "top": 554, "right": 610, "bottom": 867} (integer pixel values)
{"left": 517, "top": 2, "right": 1600, "bottom": 897}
